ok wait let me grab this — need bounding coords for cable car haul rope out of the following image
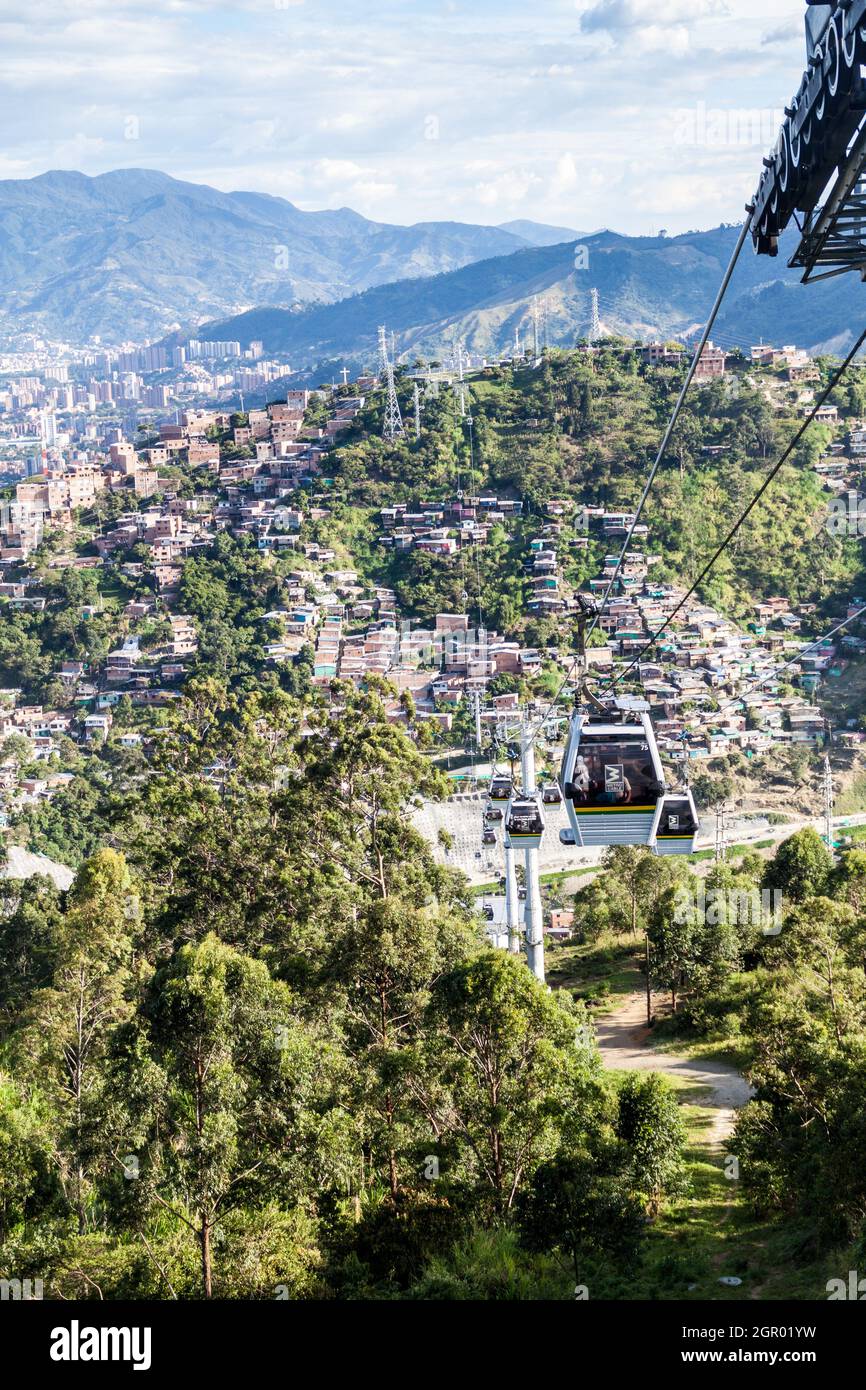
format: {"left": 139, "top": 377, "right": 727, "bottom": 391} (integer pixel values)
{"left": 542, "top": 7, "right": 866, "bottom": 852}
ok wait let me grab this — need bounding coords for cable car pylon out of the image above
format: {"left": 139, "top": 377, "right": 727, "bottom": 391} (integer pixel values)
{"left": 504, "top": 838, "right": 521, "bottom": 956}
{"left": 518, "top": 717, "right": 545, "bottom": 983}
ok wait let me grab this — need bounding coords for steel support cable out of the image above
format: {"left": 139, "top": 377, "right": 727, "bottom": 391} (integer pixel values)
{"left": 584, "top": 215, "right": 753, "bottom": 644}
{"left": 522, "top": 216, "right": 753, "bottom": 750}
{"left": 600, "top": 325, "right": 866, "bottom": 693}
{"left": 714, "top": 602, "right": 866, "bottom": 717}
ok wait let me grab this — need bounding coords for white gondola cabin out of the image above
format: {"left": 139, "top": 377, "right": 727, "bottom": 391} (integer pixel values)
{"left": 560, "top": 696, "right": 666, "bottom": 847}
{"left": 651, "top": 791, "right": 699, "bottom": 856}
{"left": 488, "top": 774, "right": 513, "bottom": 802}
{"left": 504, "top": 796, "right": 545, "bottom": 850}
{"left": 541, "top": 783, "right": 562, "bottom": 805}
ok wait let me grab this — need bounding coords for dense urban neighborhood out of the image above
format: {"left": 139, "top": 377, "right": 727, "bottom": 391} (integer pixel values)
{"left": 2, "top": 329, "right": 865, "bottom": 861}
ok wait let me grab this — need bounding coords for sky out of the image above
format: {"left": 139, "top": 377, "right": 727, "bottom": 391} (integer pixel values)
{"left": 0, "top": 0, "right": 815, "bottom": 233}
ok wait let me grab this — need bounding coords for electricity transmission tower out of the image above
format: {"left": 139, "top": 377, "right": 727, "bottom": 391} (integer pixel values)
{"left": 714, "top": 804, "right": 728, "bottom": 862}
{"left": 823, "top": 752, "right": 835, "bottom": 850}
{"left": 588, "top": 287, "right": 601, "bottom": 345}
{"left": 378, "top": 325, "right": 404, "bottom": 441}
{"left": 530, "top": 297, "right": 548, "bottom": 359}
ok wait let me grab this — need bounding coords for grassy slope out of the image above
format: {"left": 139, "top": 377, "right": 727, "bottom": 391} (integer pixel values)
{"left": 618, "top": 1092, "right": 849, "bottom": 1302}
{"left": 547, "top": 930, "right": 850, "bottom": 1300}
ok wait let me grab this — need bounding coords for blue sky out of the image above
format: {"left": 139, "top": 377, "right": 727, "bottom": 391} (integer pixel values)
{"left": 0, "top": 0, "right": 812, "bottom": 232}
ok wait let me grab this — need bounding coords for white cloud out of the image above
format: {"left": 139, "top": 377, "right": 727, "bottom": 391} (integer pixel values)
{"left": 580, "top": 0, "right": 727, "bottom": 31}
{"left": 550, "top": 153, "right": 578, "bottom": 198}
{"left": 474, "top": 168, "right": 538, "bottom": 208}
{"left": 0, "top": 0, "right": 813, "bottom": 234}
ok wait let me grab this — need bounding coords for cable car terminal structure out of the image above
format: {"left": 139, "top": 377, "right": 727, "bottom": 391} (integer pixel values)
{"left": 752, "top": 1, "right": 866, "bottom": 280}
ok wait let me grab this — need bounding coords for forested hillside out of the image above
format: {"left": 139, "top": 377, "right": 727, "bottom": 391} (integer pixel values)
{"left": 322, "top": 345, "right": 866, "bottom": 627}
{"left": 4, "top": 684, "right": 865, "bottom": 1298}
{"left": 0, "top": 679, "right": 665, "bottom": 1299}
{"left": 0, "top": 169, "right": 536, "bottom": 342}
{"left": 201, "top": 223, "right": 866, "bottom": 371}
{"left": 3, "top": 341, "right": 866, "bottom": 1301}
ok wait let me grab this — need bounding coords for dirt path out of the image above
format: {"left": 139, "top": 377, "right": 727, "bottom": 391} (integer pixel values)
{"left": 594, "top": 992, "right": 754, "bottom": 1148}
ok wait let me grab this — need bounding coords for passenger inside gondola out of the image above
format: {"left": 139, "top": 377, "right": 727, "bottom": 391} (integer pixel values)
{"left": 507, "top": 803, "right": 544, "bottom": 835}
{"left": 573, "top": 755, "right": 591, "bottom": 797}
{"left": 571, "top": 739, "right": 661, "bottom": 808}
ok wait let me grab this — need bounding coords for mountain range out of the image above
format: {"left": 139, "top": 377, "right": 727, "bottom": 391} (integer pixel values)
{"left": 197, "top": 223, "right": 864, "bottom": 378}
{"left": 1, "top": 168, "right": 863, "bottom": 366}
{"left": 0, "top": 169, "right": 580, "bottom": 344}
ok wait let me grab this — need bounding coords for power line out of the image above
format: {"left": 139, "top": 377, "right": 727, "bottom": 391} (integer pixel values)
{"left": 523, "top": 215, "right": 753, "bottom": 749}
{"left": 715, "top": 602, "right": 866, "bottom": 715}
{"left": 600, "top": 326, "right": 866, "bottom": 693}
{"left": 525, "top": 320, "right": 865, "bottom": 752}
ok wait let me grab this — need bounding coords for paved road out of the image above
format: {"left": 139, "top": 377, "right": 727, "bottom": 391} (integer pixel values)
{"left": 415, "top": 790, "right": 866, "bottom": 885}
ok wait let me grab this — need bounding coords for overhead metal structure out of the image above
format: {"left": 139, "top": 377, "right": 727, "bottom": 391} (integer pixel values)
{"left": 378, "top": 324, "right": 404, "bottom": 440}
{"left": 751, "top": 1, "right": 866, "bottom": 281}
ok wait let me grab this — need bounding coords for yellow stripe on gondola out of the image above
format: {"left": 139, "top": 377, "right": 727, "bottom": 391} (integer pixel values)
{"left": 572, "top": 805, "right": 656, "bottom": 814}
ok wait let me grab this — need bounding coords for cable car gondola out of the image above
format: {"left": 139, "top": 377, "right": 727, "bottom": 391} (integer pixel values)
{"left": 651, "top": 791, "right": 700, "bottom": 856}
{"left": 504, "top": 796, "right": 545, "bottom": 850}
{"left": 488, "top": 774, "right": 513, "bottom": 802}
{"left": 560, "top": 696, "right": 666, "bottom": 847}
{"left": 541, "top": 783, "right": 562, "bottom": 805}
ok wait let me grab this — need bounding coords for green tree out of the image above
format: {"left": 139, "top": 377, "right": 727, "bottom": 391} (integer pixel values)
{"left": 426, "top": 952, "right": 605, "bottom": 1217}
{"left": 763, "top": 828, "right": 832, "bottom": 903}
{"left": 0, "top": 874, "right": 64, "bottom": 1030}
{"left": 517, "top": 1153, "right": 644, "bottom": 1286}
{"left": 115, "top": 934, "right": 340, "bottom": 1298}
{"left": 31, "top": 849, "right": 136, "bottom": 1234}
{"left": 616, "top": 1073, "right": 689, "bottom": 1216}
{"left": 600, "top": 847, "right": 681, "bottom": 1023}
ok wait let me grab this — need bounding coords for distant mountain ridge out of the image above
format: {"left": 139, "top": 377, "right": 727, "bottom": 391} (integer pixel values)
{"left": 3, "top": 168, "right": 861, "bottom": 361}
{"left": 197, "top": 223, "right": 864, "bottom": 377}
{"left": 0, "top": 169, "right": 562, "bottom": 343}
{"left": 496, "top": 219, "right": 584, "bottom": 245}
